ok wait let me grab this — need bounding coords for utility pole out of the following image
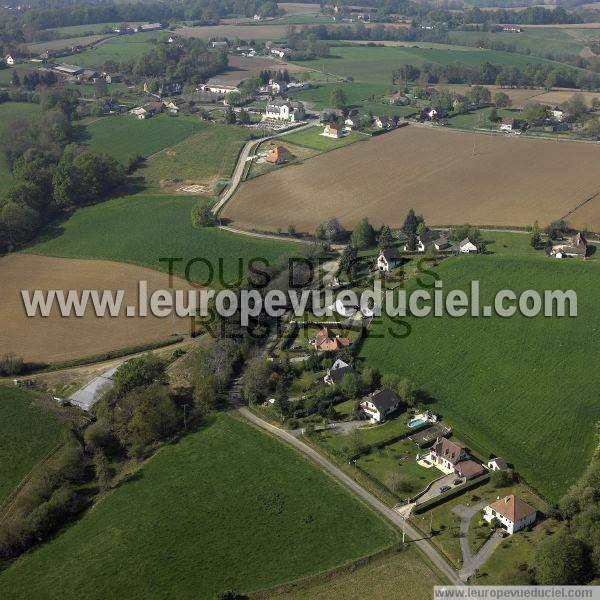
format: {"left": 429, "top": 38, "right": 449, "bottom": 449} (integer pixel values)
{"left": 401, "top": 515, "right": 406, "bottom": 544}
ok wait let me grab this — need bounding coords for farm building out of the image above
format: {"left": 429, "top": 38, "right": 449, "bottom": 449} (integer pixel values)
{"left": 483, "top": 495, "right": 537, "bottom": 534}
{"left": 374, "top": 115, "right": 391, "bottom": 129}
{"left": 265, "top": 99, "right": 305, "bottom": 122}
{"left": 137, "top": 23, "right": 163, "bottom": 32}
{"left": 265, "top": 145, "right": 293, "bottom": 164}
{"left": 376, "top": 247, "right": 402, "bottom": 272}
{"left": 389, "top": 91, "right": 411, "bottom": 105}
{"left": 323, "top": 122, "right": 343, "bottom": 138}
{"left": 52, "top": 63, "right": 84, "bottom": 76}
{"left": 200, "top": 82, "right": 238, "bottom": 95}
{"left": 4, "top": 54, "right": 15, "bottom": 65}
{"left": 312, "top": 327, "right": 350, "bottom": 352}
{"left": 360, "top": 388, "right": 401, "bottom": 422}
{"left": 130, "top": 102, "right": 163, "bottom": 119}
{"left": 459, "top": 238, "right": 478, "bottom": 253}
{"left": 550, "top": 232, "right": 587, "bottom": 259}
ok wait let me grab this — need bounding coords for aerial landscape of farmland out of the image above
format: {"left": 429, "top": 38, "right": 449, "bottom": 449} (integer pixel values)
{"left": 1, "top": 0, "right": 600, "bottom": 597}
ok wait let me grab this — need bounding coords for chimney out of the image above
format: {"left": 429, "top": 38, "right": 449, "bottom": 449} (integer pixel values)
{"left": 504, "top": 497, "right": 509, "bottom": 503}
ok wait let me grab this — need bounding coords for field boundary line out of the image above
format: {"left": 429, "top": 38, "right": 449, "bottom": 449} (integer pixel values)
{"left": 560, "top": 189, "right": 600, "bottom": 221}
{"left": 217, "top": 225, "right": 312, "bottom": 244}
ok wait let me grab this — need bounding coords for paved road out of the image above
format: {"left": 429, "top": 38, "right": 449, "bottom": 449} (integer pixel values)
{"left": 237, "top": 405, "right": 463, "bottom": 586}
{"left": 453, "top": 501, "right": 503, "bottom": 580}
{"left": 212, "top": 120, "right": 318, "bottom": 216}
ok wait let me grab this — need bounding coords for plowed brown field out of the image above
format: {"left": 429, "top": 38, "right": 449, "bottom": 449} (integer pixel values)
{"left": 222, "top": 126, "right": 600, "bottom": 232}
{"left": 0, "top": 254, "right": 193, "bottom": 363}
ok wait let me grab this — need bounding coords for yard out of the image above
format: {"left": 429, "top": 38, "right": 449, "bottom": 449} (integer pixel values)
{"left": 0, "top": 414, "right": 398, "bottom": 599}
{"left": 411, "top": 479, "right": 551, "bottom": 573}
{"left": 357, "top": 438, "right": 443, "bottom": 499}
{"left": 22, "top": 192, "right": 306, "bottom": 286}
{"left": 361, "top": 232, "right": 600, "bottom": 502}
{"left": 80, "top": 113, "right": 205, "bottom": 165}
{"left": 0, "top": 386, "right": 64, "bottom": 504}
{"left": 280, "top": 126, "right": 370, "bottom": 151}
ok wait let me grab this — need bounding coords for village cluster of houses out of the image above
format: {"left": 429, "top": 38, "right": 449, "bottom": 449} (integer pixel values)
{"left": 48, "top": 63, "right": 122, "bottom": 83}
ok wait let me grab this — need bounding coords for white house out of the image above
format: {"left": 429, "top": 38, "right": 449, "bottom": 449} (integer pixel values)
{"left": 376, "top": 247, "right": 402, "bottom": 272}
{"left": 483, "top": 495, "right": 537, "bottom": 534}
{"left": 360, "top": 388, "right": 401, "bottom": 422}
{"left": 500, "top": 118, "right": 521, "bottom": 133}
{"left": 200, "top": 83, "right": 238, "bottom": 95}
{"left": 551, "top": 107, "right": 565, "bottom": 122}
{"left": 271, "top": 47, "right": 291, "bottom": 59}
{"left": 211, "top": 41, "right": 228, "bottom": 49}
{"left": 487, "top": 457, "right": 508, "bottom": 471}
{"left": 265, "top": 99, "right": 305, "bottom": 122}
{"left": 459, "top": 237, "right": 478, "bottom": 253}
{"left": 434, "top": 236, "right": 452, "bottom": 251}
{"left": 4, "top": 54, "right": 15, "bottom": 66}
{"left": 344, "top": 117, "right": 355, "bottom": 131}
{"left": 269, "top": 80, "right": 287, "bottom": 94}
{"left": 322, "top": 122, "right": 342, "bottom": 138}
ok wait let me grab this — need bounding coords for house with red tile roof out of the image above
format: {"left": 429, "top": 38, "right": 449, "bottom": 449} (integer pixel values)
{"left": 483, "top": 495, "right": 537, "bottom": 534}
{"left": 313, "top": 327, "right": 350, "bottom": 352}
{"left": 266, "top": 145, "right": 293, "bottom": 165}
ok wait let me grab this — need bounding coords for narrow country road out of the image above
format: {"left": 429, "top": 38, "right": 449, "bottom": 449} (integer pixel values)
{"left": 235, "top": 405, "right": 463, "bottom": 585}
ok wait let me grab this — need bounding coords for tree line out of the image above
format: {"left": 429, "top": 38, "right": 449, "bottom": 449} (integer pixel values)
{"left": 0, "top": 100, "right": 124, "bottom": 252}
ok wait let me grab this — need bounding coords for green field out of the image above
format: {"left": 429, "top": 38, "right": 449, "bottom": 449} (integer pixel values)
{"left": 44, "top": 22, "right": 140, "bottom": 37}
{"left": 139, "top": 123, "right": 250, "bottom": 188}
{"left": 0, "top": 414, "right": 397, "bottom": 599}
{"left": 361, "top": 233, "right": 600, "bottom": 502}
{"left": 294, "top": 44, "right": 576, "bottom": 85}
{"left": 267, "top": 546, "right": 445, "bottom": 600}
{"left": 23, "top": 193, "right": 305, "bottom": 284}
{"left": 448, "top": 28, "right": 594, "bottom": 59}
{"left": 289, "top": 82, "right": 417, "bottom": 117}
{"left": 60, "top": 31, "right": 168, "bottom": 68}
{"left": 0, "top": 102, "right": 43, "bottom": 192}
{"left": 81, "top": 113, "right": 204, "bottom": 165}
{"left": 281, "top": 126, "right": 369, "bottom": 151}
{"left": 0, "top": 386, "right": 64, "bottom": 504}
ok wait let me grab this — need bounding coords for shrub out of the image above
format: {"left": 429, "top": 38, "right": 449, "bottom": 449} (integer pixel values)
{"left": 0, "top": 352, "right": 24, "bottom": 376}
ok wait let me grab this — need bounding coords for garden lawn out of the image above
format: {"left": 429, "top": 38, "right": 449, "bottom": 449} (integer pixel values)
{"left": 139, "top": 123, "right": 250, "bottom": 188}
{"left": 59, "top": 31, "right": 168, "bottom": 68}
{"left": 0, "top": 414, "right": 397, "bottom": 599}
{"left": 361, "top": 233, "right": 600, "bottom": 502}
{"left": 357, "top": 438, "right": 442, "bottom": 498}
{"left": 447, "top": 107, "right": 520, "bottom": 130}
{"left": 0, "top": 102, "right": 43, "bottom": 192}
{"left": 281, "top": 126, "right": 369, "bottom": 151}
{"left": 81, "top": 113, "right": 204, "bottom": 165}
{"left": 293, "top": 44, "right": 571, "bottom": 85}
{"left": 23, "top": 193, "right": 305, "bottom": 285}
{"left": 0, "top": 386, "right": 64, "bottom": 504}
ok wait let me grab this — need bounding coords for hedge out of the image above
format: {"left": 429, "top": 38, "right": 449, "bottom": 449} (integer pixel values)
{"left": 413, "top": 473, "right": 491, "bottom": 514}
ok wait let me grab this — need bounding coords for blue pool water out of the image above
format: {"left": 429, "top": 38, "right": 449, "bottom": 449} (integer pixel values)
{"left": 408, "top": 418, "right": 426, "bottom": 428}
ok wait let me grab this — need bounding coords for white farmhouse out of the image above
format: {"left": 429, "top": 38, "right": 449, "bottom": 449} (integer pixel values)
{"left": 483, "top": 495, "right": 537, "bottom": 534}
{"left": 265, "top": 99, "right": 305, "bottom": 122}
{"left": 376, "top": 247, "right": 401, "bottom": 272}
{"left": 4, "top": 54, "right": 15, "bottom": 66}
{"left": 459, "top": 237, "right": 478, "bottom": 253}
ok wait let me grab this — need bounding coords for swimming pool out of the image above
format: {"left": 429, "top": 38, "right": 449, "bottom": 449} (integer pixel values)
{"left": 408, "top": 418, "right": 426, "bottom": 428}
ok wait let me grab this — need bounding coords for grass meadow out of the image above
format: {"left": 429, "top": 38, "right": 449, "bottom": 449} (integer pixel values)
{"left": 138, "top": 123, "right": 250, "bottom": 188}
{"left": 289, "top": 81, "right": 417, "bottom": 117}
{"left": 294, "top": 44, "right": 575, "bottom": 84}
{"left": 0, "top": 414, "right": 398, "bottom": 599}
{"left": 80, "top": 113, "right": 204, "bottom": 165}
{"left": 0, "top": 386, "right": 64, "bottom": 504}
{"left": 23, "top": 193, "right": 305, "bottom": 285}
{"left": 361, "top": 233, "right": 600, "bottom": 502}
{"left": 0, "top": 102, "right": 43, "bottom": 192}
{"left": 60, "top": 31, "right": 168, "bottom": 68}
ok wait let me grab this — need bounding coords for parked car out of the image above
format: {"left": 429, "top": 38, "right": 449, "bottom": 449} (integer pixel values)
{"left": 439, "top": 485, "right": 451, "bottom": 493}
{"left": 453, "top": 478, "right": 463, "bottom": 486}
